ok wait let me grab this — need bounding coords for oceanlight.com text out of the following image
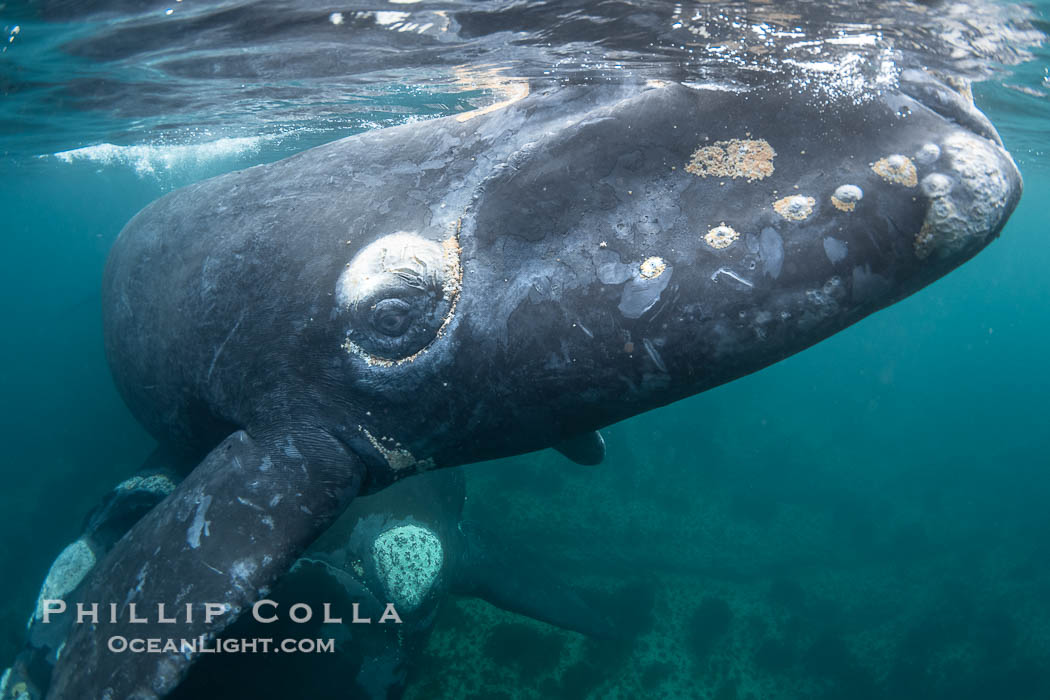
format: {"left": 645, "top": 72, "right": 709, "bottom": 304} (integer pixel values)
{"left": 107, "top": 636, "right": 335, "bottom": 654}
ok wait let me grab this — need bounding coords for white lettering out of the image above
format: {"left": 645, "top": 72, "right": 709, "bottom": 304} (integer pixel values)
{"left": 289, "top": 603, "right": 312, "bottom": 623}
{"left": 204, "top": 603, "right": 227, "bottom": 624}
{"left": 41, "top": 600, "right": 66, "bottom": 623}
{"left": 128, "top": 603, "right": 146, "bottom": 623}
{"left": 322, "top": 603, "right": 342, "bottom": 624}
{"left": 379, "top": 604, "right": 402, "bottom": 624}
{"left": 76, "top": 602, "right": 98, "bottom": 624}
{"left": 253, "top": 599, "right": 278, "bottom": 623}
{"left": 351, "top": 603, "right": 371, "bottom": 624}
{"left": 157, "top": 604, "right": 176, "bottom": 624}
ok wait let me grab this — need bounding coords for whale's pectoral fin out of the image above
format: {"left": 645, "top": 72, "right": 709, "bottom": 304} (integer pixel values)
{"left": 450, "top": 520, "right": 618, "bottom": 639}
{"left": 553, "top": 430, "right": 606, "bottom": 466}
{"left": 46, "top": 428, "right": 365, "bottom": 700}
{"left": 10, "top": 458, "right": 183, "bottom": 698}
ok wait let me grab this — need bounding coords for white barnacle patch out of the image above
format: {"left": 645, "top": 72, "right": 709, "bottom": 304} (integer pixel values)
{"left": 686, "top": 138, "right": 776, "bottom": 181}
{"left": 372, "top": 525, "right": 443, "bottom": 612}
{"left": 705, "top": 224, "right": 739, "bottom": 249}
{"left": 872, "top": 154, "right": 918, "bottom": 187}
{"left": 921, "top": 173, "right": 953, "bottom": 199}
{"left": 773, "top": 195, "right": 815, "bottom": 221}
{"left": 139, "top": 474, "right": 175, "bottom": 495}
{"left": 360, "top": 426, "right": 435, "bottom": 473}
{"left": 830, "top": 184, "right": 863, "bottom": 212}
{"left": 116, "top": 474, "right": 177, "bottom": 496}
{"left": 916, "top": 143, "right": 941, "bottom": 165}
{"left": 914, "top": 133, "right": 1012, "bottom": 260}
{"left": 187, "top": 495, "right": 213, "bottom": 549}
{"left": 338, "top": 229, "right": 462, "bottom": 366}
{"left": 32, "top": 539, "right": 95, "bottom": 623}
{"left": 116, "top": 475, "right": 142, "bottom": 491}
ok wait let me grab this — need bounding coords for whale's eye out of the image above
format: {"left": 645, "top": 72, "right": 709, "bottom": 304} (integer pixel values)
{"left": 336, "top": 232, "right": 461, "bottom": 363}
{"left": 372, "top": 298, "right": 414, "bottom": 337}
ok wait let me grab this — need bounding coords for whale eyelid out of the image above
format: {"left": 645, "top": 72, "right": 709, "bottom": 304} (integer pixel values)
{"left": 390, "top": 267, "right": 429, "bottom": 291}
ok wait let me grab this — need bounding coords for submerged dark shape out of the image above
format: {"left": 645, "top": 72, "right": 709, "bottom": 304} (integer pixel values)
{"left": 37, "top": 78, "right": 1018, "bottom": 697}
{"left": 7, "top": 462, "right": 623, "bottom": 699}
{"left": 169, "top": 468, "right": 620, "bottom": 698}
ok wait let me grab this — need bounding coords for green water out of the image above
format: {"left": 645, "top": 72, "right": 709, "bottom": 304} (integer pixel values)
{"left": 2, "top": 3, "right": 1049, "bottom": 698}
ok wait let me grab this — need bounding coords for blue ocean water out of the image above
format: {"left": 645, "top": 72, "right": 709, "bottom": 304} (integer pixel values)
{"left": 1, "top": 1, "right": 1049, "bottom": 698}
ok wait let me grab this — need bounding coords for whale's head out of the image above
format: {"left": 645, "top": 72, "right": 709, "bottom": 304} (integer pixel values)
{"left": 322, "top": 82, "right": 1021, "bottom": 479}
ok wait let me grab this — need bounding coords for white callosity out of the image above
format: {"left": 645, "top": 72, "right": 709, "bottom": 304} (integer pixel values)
{"left": 921, "top": 173, "right": 953, "bottom": 198}
{"left": 31, "top": 539, "right": 95, "bottom": 625}
{"left": 371, "top": 525, "right": 443, "bottom": 612}
{"left": 337, "top": 230, "right": 461, "bottom": 366}
{"left": 915, "top": 142, "right": 941, "bottom": 165}
{"left": 116, "top": 474, "right": 176, "bottom": 496}
{"left": 337, "top": 233, "right": 445, "bottom": 312}
{"left": 830, "top": 184, "right": 863, "bottom": 212}
{"left": 915, "top": 132, "right": 1013, "bottom": 259}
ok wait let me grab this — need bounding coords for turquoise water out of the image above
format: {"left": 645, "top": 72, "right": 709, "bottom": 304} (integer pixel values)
{"left": 2, "top": 1, "right": 1050, "bottom": 697}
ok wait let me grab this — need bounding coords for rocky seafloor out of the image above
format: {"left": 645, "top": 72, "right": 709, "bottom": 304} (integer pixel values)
{"left": 403, "top": 391, "right": 1050, "bottom": 700}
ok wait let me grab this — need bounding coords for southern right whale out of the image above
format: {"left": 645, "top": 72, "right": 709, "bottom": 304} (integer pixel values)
{"left": 11, "top": 77, "right": 1020, "bottom": 698}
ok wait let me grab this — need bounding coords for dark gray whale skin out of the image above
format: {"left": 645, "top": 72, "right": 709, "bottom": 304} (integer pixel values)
{"left": 48, "top": 80, "right": 1021, "bottom": 698}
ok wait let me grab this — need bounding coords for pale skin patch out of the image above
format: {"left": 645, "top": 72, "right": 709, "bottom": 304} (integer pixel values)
{"left": 872, "top": 155, "right": 918, "bottom": 187}
{"left": 705, "top": 223, "right": 739, "bottom": 249}
{"left": 773, "top": 195, "right": 816, "bottom": 221}
{"left": 685, "top": 139, "right": 776, "bottom": 182}
{"left": 452, "top": 66, "right": 530, "bottom": 123}
{"left": 639, "top": 256, "right": 667, "bottom": 279}
{"left": 340, "top": 221, "right": 462, "bottom": 366}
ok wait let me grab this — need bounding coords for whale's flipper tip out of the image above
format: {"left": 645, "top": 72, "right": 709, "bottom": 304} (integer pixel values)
{"left": 554, "top": 431, "right": 606, "bottom": 466}
{"left": 451, "top": 520, "right": 627, "bottom": 640}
